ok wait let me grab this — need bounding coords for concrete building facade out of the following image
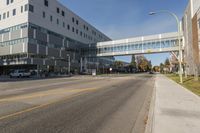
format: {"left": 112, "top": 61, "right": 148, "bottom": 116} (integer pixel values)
{"left": 182, "top": 0, "right": 200, "bottom": 76}
{"left": 197, "top": 8, "right": 200, "bottom": 75}
{"left": 0, "top": 0, "right": 114, "bottom": 75}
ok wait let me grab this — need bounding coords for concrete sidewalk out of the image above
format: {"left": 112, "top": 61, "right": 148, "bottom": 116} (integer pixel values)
{"left": 152, "top": 74, "right": 200, "bottom": 133}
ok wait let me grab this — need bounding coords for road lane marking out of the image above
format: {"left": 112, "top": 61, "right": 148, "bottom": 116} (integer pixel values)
{"left": 0, "top": 88, "right": 97, "bottom": 121}
{"left": 0, "top": 88, "right": 97, "bottom": 102}
{"left": 0, "top": 80, "right": 78, "bottom": 92}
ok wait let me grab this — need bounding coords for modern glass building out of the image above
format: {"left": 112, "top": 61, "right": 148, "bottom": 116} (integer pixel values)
{"left": 0, "top": 0, "right": 114, "bottom": 75}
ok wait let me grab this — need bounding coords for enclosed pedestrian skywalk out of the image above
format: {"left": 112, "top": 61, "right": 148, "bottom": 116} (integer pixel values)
{"left": 97, "top": 32, "right": 183, "bottom": 57}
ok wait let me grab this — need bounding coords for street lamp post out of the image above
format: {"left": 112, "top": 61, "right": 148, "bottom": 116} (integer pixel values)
{"left": 149, "top": 10, "right": 183, "bottom": 83}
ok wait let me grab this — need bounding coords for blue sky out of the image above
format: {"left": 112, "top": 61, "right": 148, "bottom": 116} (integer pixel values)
{"left": 59, "top": 0, "right": 188, "bottom": 66}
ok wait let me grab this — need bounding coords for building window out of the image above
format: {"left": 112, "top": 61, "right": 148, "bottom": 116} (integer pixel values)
{"left": 76, "top": 20, "right": 79, "bottom": 25}
{"left": 43, "top": 11, "right": 46, "bottom": 18}
{"left": 44, "top": 0, "right": 48, "bottom": 7}
{"left": 29, "top": 5, "right": 34, "bottom": 12}
{"left": 21, "top": 6, "right": 23, "bottom": 13}
{"left": 57, "top": 8, "right": 60, "bottom": 13}
{"left": 67, "top": 25, "right": 70, "bottom": 30}
{"left": 80, "top": 31, "right": 82, "bottom": 36}
{"left": 3, "top": 13, "right": 6, "bottom": 19}
{"left": 76, "top": 29, "right": 78, "bottom": 34}
{"left": 25, "top": 4, "right": 28, "bottom": 12}
{"left": 57, "top": 19, "right": 59, "bottom": 25}
{"left": 72, "top": 27, "right": 75, "bottom": 32}
{"left": 11, "top": 0, "right": 14, "bottom": 3}
{"left": 63, "top": 22, "right": 65, "bottom": 28}
{"left": 6, "top": 0, "right": 9, "bottom": 5}
{"left": 50, "top": 15, "right": 53, "bottom": 22}
{"left": 62, "top": 11, "right": 65, "bottom": 17}
{"left": 7, "top": 11, "right": 9, "bottom": 18}
{"left": 72, "top": 17, "right": 75, "bottom": 23}
{"left": 13, "top": 9, "right": 16, "bottom": 16}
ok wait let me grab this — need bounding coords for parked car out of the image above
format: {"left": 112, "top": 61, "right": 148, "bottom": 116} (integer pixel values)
{"left": 10, "top": 69, "right": 31, "bottom": 78}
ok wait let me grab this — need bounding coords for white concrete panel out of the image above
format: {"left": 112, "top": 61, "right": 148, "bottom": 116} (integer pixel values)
{"left": 0, "top": 0, "right": 28, "bottom": 30}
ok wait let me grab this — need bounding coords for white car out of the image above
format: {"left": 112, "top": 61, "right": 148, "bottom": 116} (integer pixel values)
{"left": 10, "top": 70, "right": 31, "bottom": 78}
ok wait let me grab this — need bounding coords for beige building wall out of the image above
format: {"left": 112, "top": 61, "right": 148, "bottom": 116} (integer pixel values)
{"left": 182, "top": 0, "right": 200, "bottom": 75}
{"left": 192, "top": 13, "right": 200, "bottom": 75}
{"left": 182, "top": 2, "right": 196, "bottom": 75}
{"left": 197, "top": 10, "right": 200, "bottom": 73}
{"left": 190, "top": 0, "right": 200, "bottom": 18}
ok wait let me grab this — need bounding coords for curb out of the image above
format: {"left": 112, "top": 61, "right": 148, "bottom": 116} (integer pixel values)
{"left": 131, "top": 77, "right": 155, "bottom": 133}
{"left": 144, "top": 76, "right": 156, "bottom": 133}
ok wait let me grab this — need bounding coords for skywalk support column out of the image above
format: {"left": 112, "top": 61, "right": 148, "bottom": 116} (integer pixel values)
{"left": 142, "top": 37, "right": 144, "bottom": 53}
{"left": 80, "top": 57, "right": 83, "bottom": 73}
{"left": 159, "top": 34, "right": 162, "bottom": 51}
{"left": 67, "top": 54, "right": 71, "bottom": 74}
{"left": 178, "top": 21, "right": 183, "bottom": 83}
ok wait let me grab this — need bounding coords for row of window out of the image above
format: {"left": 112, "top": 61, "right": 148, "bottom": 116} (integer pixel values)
{"left": 0, "top": 22, "right": 85, "bottom": 49}
{"left": 0, "top": 4, "right": 31, "bottom": 21}
{"left": 56, "top": 7, "right": 65, "bottom": 17}
{"left": 72, "top": 17, "right": 79, "bottom": 25}
{"left": 41, "top": 0, "right": 102, "bottom": 40}
{"left": 0, "top": 3, "right": 105, "bottom": 42}
{"left": 0, "top": 23, "right": 28, "bottom": 34}
{"left": 6, "top": 0, "right": 14, "bottom": 5}
{"left": 0, "top": 9, "right": 16, "bottom": 20}
{"left": 43, "top": 0, "right": 65, "bottom": 18}
{"left": 98, "top": 40, "right": 178, "bottom": 53}
{"left": 0, "top": 53, "right": 28, "bottom": 60}
{"left": 92, "top": 30, "right": 103, "bottom": 39}
{"left": 0, "top": 38, "right": 28, "bottom": 47}
{"left": 29, "top": 38, "right": 64, "bottom": 49}
{"left": 29, "top": 23, "right": 85, "bottom": 47}
{"left": 40, "top": 11, "right": 101, "bottom": 42}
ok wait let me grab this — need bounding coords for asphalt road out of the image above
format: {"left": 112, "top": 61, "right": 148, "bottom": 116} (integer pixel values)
{"left": 0, "top": 74, "right": 154, "bottom": 133}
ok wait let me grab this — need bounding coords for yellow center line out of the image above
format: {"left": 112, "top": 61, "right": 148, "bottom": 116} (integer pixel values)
{"left": 0, "top": 88, "right": 97, "bottom": 121}
{"left": 0, "top": 88, "right": 97, "bottom": 102}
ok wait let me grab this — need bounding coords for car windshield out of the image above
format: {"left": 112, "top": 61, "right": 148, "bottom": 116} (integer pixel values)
{"left": 18, "top": 70, "right": 25, "bottom": 73}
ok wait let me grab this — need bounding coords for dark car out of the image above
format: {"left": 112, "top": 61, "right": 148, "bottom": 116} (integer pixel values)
{"left": 149, "top": 71, "right": 154, "bottom": 74}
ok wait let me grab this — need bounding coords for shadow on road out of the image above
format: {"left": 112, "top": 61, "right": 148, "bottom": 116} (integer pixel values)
{"left": 0, "top": 75, "right": 72, "bottom": 83}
